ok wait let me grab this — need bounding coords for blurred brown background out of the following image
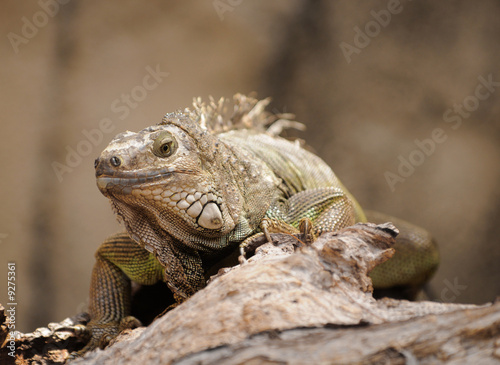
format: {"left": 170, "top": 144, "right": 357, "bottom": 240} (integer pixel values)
{"left": 1, "top": 0, "right": 499, "bottom": 332}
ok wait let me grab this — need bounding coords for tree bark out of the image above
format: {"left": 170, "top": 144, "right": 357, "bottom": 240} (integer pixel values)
{"left": 2, "top": 223, "right": 499, "bottom": 364}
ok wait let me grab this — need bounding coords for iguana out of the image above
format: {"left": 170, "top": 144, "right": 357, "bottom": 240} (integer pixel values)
{"left": 73, "top": 94, "right": 439, "bottom": 357}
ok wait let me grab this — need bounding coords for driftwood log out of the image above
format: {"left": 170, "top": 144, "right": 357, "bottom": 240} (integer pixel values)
{"left": 1, "top": 223, "right": 499, "bottom": 364}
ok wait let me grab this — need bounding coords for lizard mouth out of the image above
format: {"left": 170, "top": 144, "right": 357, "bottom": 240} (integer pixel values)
{"left": 96, "top": 168, "right": 197, "bottom": 193}
{"left": 96, "top": 166, "right": 179, "bottom": 193}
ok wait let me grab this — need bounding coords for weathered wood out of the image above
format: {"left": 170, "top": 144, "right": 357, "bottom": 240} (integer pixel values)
{"left": 176, "top": 302, "right": 500, "bottom": 364}
{"left": 1, "top": 223, "right": 498, "bottom": 364}
{"left": 0, "top": 311, "right": 89, "bottom": 365}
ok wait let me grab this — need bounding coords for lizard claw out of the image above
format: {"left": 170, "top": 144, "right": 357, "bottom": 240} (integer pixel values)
{"left": 238, "top": 246, "right": 248, "bottom": 264}
{"left": 238, "top": 218, "right": 307, "bottom": 262}
{"left": 298, "top": 218, "right": 316, "bottom": 245}
{"left": 260, "top": 219, "right": 274, "bottom": 244}
{"left": 67, "top": 316, "right": 142, "bottom": 360}
{"left": 238, "top": 232, "right": 267, "bottom": 262}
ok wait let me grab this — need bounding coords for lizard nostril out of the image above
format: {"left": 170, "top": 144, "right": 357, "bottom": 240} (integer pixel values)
{"left": 110, "top": 156, "right": 121, "bottom": 167}
{"left": 94, "top": 158, "right": 99, "bottom": 169}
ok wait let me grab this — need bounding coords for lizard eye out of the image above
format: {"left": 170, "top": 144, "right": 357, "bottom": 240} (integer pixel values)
{"left": 152, "top": 131, "right": 177, "bottom": 158}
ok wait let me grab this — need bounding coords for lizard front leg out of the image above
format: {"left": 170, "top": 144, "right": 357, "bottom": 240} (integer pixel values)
{"left": 71, "top": 232, "right": 164, "bottom": 358}
{"left": 154, "top": 240, "right": 206, "bottom": 302}
{"left": 284, "top": 187, "right": 356, "bottom": 234}
{"left": 240, "top": 187, "right": 354, "bottom": 259}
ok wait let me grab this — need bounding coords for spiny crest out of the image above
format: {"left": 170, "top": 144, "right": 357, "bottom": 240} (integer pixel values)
{"left": 160, "top": 94, "right": 304, "bottom": 137}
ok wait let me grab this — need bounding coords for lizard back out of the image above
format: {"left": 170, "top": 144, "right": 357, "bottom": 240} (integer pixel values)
{"left": 219, "top": 129, "right": 366, "bottom": 223}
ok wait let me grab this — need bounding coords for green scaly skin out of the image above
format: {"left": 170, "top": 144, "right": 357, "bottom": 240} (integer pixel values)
{"left": 71, "top": 94, "right": 439, "bottom": 357}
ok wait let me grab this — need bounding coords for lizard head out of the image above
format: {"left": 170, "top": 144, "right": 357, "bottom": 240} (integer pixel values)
{"left": 94, "top": 112, "right": 241, "bottom": 251}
